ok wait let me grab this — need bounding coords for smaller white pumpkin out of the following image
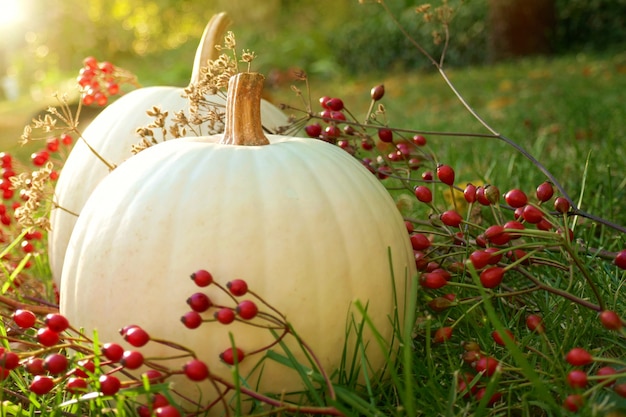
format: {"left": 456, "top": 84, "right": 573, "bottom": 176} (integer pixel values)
{"left": 48, "top": 12, "right": 289, "bottom": 284}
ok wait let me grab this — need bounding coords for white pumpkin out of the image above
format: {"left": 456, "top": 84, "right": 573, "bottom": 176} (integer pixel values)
{"left": 48, "top": 12, "right": 288, "bottom": 284}
{"left": 60, "top": 73, "right": 415, "bottom": 410}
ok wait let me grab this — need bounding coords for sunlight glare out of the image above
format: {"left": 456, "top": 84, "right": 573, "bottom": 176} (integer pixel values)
{"left": 0, "top": 0, "right": 24, "bottom": 28}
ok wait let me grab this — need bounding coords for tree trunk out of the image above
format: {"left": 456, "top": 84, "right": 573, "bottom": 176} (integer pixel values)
{"left": 488, "top": 0, "right": 556, "bottom": 62}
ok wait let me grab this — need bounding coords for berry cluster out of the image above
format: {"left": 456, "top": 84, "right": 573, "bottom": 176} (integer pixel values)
{"left": 77, "top": 56, "right": 139, "bottom": 106}
{"left": 290, "top": 86, "right": 626, "bottom": 412}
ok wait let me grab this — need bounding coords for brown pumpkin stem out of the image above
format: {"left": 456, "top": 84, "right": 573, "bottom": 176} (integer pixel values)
{"left": 189, "top": 12, "right": 232, "bottom": 86}
{"left": 220, "top": 72, "right": 270, "bottom": 146}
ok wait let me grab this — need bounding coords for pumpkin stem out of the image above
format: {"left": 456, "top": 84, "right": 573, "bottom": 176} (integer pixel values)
{"left": 220, "top": 73, "right": 271, "bottom": 146}
{"left": 189, "top": 12, "right": 232, "bottom": 86}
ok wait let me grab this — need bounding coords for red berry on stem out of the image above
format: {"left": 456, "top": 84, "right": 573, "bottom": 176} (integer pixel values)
{"left": 227, "top": 279, "right": 248, "bottom": 296}
{"left": 596, "top": 366, "right": 617, "bottom": 384}
{"left": 469, "top": 250, "right": 491, "bottom": 269}
{"left": 37, "top": 327, "right": 59, "bottom": 346}
{"left": 45, "top": 313, "right": 69, "bottom": 333}
{"left": 181, "top": 311, "right": 203, "bottom": 329}
{"left": 412, "top": 134, "right": 427, "bottom": 146}
{"left": 325, "top": 97, "right": 344, "bottom": 111}
{"left": 414, "top": 185, "right": 432, "bottom": 203}
{"left": 614, "top": 250, "right": 626, "bottom": 270}
{"left": 121, "top": 350, "right": 144, "bottom": 370}
{"left": 480, "top": 267, "right": 505, "bottom": 288}
{"left": 155, "top": 405, "right": 181, "bottom": 417}
{"left": 433, "top": 326, "right": 453, "bottom": 343}
{"left": 319, "top": 96, "right": 332, "bottom": 109}
{"left": 599, "top": 310, "right": 622, "bottom": 330}
{"left": 526, "top": 314, "right": 545, "bottom": 333}
{"left": 554, "top": 197, "right": 570, "bottom": 213}
{"left": 183, "top": 359, "right": 209, "bottom": 381}
{"left": 25, "top": 357, "right": 45, "bottom": 375}
{"left": 491, "top": 329, "right": 515, "bottom": 346}
{"left": 566, "top": 370, "right": 588, "bottom": 389}
{"left": 186, "top": 292, "right": 212, "bottom": 312}
{"left": 304, "top": 123, "right": 322, "bottom": 138}
{"left": 476, "top": 186, "right": 491, "bottom": 206}
{"left": 441, "top": 210, "right": 463, "bottom": 227}
{"left": 44, "top": 353, "right": 68, "bottom": 375}
{"left": 378, "top": 128, "right": 393, "bottom": 143}
{"left": 475, "top": 356, "right": 499, "bottom": 376}
{"left": 464, "top": 183, "right": 477, "bottom": 203}
{"left": 614, "top": 383, "right": 626, "bottom": 398}
{"left": 30, "top": 375, "right": 55, "bottom": 395}
{"left": 13, "top": 309, "right": 37, "bottom": 328}
{"left": 236, "top": 300, "right": 259, "bottom": 320}
{"left": 124, "top": 326, "right": 150, "bottom": 347}
{"left": 436, "top": 164, "right": 455, "bottom": 186}
{"left": 102, "top": 342, "right": 124, "bottom": 361}
{"left": 220, "top": 347, "right": 246, "bottom": 365}
{"left": 420, "top": 271, "right": 448, "bottom": 290}
{"left": 563, "top": 394, "right": 584, "bottom": 412}
{"left": 522, "top": 205, "right": 543, "bottom": 224}
{"left": 190, "top": 269, "right": 213, "bottom": 287}
{"left": 536, "top": 182, "right": 554, "bottom": 202}
{"left": 410, "top": 233, "right": 431, "bottom": 251}
{"left": 99, "top": 374, "right": 121, "bottom": 396}
{"left": 66, "top": 377, "right": 88, "bottom": 394}
{"left": 565, "top": 347, "right": 593, "bottom": 366}
{"left": 504, "top": 188, "right": 528, "bottom": 208}
{"left": 371, "top": 84, "right": 385, "bottom": 101}
{"left": 484, "top": 225, "right": 510, "bottom": 245}
{"left": 215, "top": 308, "right": 236, "bottom": 324}
{"left": 475, "top": 387, "right": 502, "bottom": 406}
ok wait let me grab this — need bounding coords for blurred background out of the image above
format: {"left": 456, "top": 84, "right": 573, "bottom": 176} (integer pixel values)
{"left": 1, "top": 0, "right": 624, "bottom": 98}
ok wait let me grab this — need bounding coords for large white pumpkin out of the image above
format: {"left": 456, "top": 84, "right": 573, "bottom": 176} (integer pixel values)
{"left": 48, "top": 13, "right": 288, "bottom": 284}
{"left": 60, "top": 73, "right": 415, "bottom": 411}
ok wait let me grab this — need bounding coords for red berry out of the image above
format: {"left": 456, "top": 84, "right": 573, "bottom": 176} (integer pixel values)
{"left": 410, "top": 233, "right": 431, "bottom": 251}
{"left": 469, "top": 250, "right": 491, "bottom": 269}
{"left": 427, "top": 296, "right": 455, "bottom": 312}
{"left": 420, "top": 271, "right": 448, "bottom": 289}
{"left": 183, "top": 359, "right": 209, "bottom": 381}
{"left": 614, "top": 250, "right": 626, "bottom": 270}
{"left": 440, "top": 210, "right": 463, "bottom": 227}
{"left": 121, "top": 350, "right": 144, "bottom": 370}
{"left": 436, "top": 164, "right": 455, "bottom": 186}
{"left": 30, "top": 375, "right": 55, "bottom": 395}
{"left": 31, "top": 150, "right": 49, "bottom": 166}
{"left": 433, "top": 326, "right": 453, "bottom": 343}
{"left": 536, "top": 182, "right": 554, "bottom": 202}
{"left": 475, "top": 356, "right": 499, "bottom": 376}
{"left": 318, "top": 96, "right": 332, "bottom": 109}
{"left": 46, "top": 137, "right": 60, "bottom": 152}
{"left": 102, "top": 343, "right": 125, "bottom": 361}
{"left": 503, "top": 220, "right": 525, "bottom": 238}
{"left": 107, "top": 82, "right": 120, "bottom": 95}
{"left": 99, "top": 374, "right": 121, "bottom": 396}
{"left": 521, "top": 204, "right": 544, "bottom": 224}
{"left": 422, "top": 171, "right": 433, "bottom": 181}
{"left": 599, "top": 310, "right": 622, "bottom": 330}
{"left": 60, "top": 133, "right": 73, "bottom": 145}
{"left": 66, "top": 377, "right": 88, "bottom": 394}
{"left": 491, "top": 329, "right": 515, "bottom": 346}
{"left": 37, "top": 327, "right": 59, "bottom": 346}
{"left": 236, "top": 300, "right": 259, "bottom": 320}
{"left": 124, "top": 326, "right": 150, "bottom": 347}
{"left": 565, "top": 347, "right": 593, "bottom": 366}
{"left": 412, "top": 134, "right": 427, "bottom": 146}
{"left": 25, "top": 357, "right": 45, "bottom": 375}
{"left": 227, "top": 279, "right": 248, "bottom": 296}
{"left": 463, "top": 183, "right": 477, "bottom": 203}
{"left": 378, "top": 128, "right": 393, "bottom": 143}
{"left": 484, "top": 247, "right": 502, "bottom": 264}
{"left": 44, "top": 353, "right": 68, "bottom": 375}
{"left": 186, "top": 292, "right": 212, "bottom": 312}
{"left": 325, "top": 97, "right": 344, "bottom": 111}
{"left": 554, "top": 197, "right": 570, "bottom": 214}
{"left": 504, "top": 189, "right": 528, "bottom": 208}
{"left": 484, "top": 225, "right": 510, "bottom": 245}
{"left": 563, "top": 394, "right": 584, "bottom": 412}
{"left": 371, "top": 84, "right": 385, "bottom": 101}
{"left": 83, "top": 56, "right": 98, "bottom": 69}
{"left": 73, "top": 359, "right": 95, "bottom": 378}
{"left": 142, "top": 369, "right": 165, "bottom": 383}
{"left": 614, "top": 383, "right": 626, "bottom": 398}
{"left": 154, "top": 405, "right": 181, "bottom": 417}
{"left": 526, "top": 314, "right": 545, "bottom": 333}
{"left": 45, "top": 313, "right": 70, "bottom": 333}
{"left": 220, "top": 347, "right": 246, "bottom": 365}
{"left": 596, "top": 366, "right": 617, "bottom": 385}
{"left": 190, "top": 269, "right": 213, "bottom": 287}
{"left": 480, "top": 267, "right": 505, "bottom": 288}
{"left": 566, "top": 370, "right": 588, "bottom": 389}
{"left": 475, "top": 387, "right": 502, "bottom": 406}
{"left": 13, "top": 309, "right": 37, "bottom": 328}
{"left": 476, "top": 186, "right": 491, "bottom": 206}
{"left": 304, "top": 123, "right": 322, "bottom": 138}
{"left": 414, "top": 185, "right": 432, "bottom": 203}
{"left": 214, "top": 308, "right": 236, "bottom": 324}
{"left": 181, "top": 311, "right": 203, "bottom": 329}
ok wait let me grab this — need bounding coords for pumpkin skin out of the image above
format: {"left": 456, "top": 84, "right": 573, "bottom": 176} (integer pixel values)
{"left": 48, "top": 13, "right": 288, "bottom": 284}
{"left": 60, "top": 73, "right": 415, "bottom": 408}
